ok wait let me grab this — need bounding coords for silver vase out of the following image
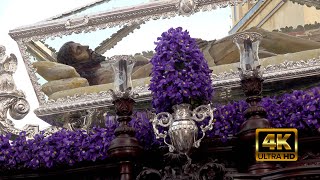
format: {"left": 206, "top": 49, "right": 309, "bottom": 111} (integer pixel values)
{"left": 151, "top": 103, "right": 215, "bottom": 154}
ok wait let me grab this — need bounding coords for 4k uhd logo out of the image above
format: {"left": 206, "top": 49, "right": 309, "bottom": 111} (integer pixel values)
{"left": 256, "top": 128, "right": 298, "bottom": 161}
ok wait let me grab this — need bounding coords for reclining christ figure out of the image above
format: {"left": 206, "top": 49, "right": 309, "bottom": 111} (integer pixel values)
{"left": 56, "top": 41, "right": 110, "bottom": 85}
{"left": 56, "top": 28, "right": 320, "bottom": 86}
{"left": 56, "top": 41, "right": 150, "bottom": 86}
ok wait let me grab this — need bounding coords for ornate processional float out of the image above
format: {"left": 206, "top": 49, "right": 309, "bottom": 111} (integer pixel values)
{"left": 0, "top": 0, "right": 319, "bottom": 179}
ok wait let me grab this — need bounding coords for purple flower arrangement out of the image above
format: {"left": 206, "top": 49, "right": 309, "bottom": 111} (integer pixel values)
{"left": 0, "top": 111, "right": 157, "bottom": 172}
{"left": 263, "top": 87, "right": 320, "bottom": 131}
{"left": 206, "top": 86, "right": 320, "bottom": 142}
{"left": 0, "top": 86, "right": 319, "bottom": 171}
{"left": 0, "top": 126, "right": 116, "bottom": 171}
{"left": 149, "top": 27, "right": 214, "bottom": 113}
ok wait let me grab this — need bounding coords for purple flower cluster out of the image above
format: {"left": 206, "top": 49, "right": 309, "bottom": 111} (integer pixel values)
{"left": 0, "top": 111, "right": 157, "bottom": 172}
{"left": 205, "top": 100, "right": 248, "bottom": 142}
{"left": 149, "top": 27, "right": 214, "bottom": 113}
{"left": 207, "top": 86, "right": 320, "bottom": 142}
{"left": 262, "top": 87, "right": 320, "bottom": 131}
{"left": 0, "top": 86, "right": 319, "bottom": 171}
{"left": 130, "top": 111, "right": 163, "bottom": 149}
{"left": 0, "top": 126, "right": 116, "bottom": 171}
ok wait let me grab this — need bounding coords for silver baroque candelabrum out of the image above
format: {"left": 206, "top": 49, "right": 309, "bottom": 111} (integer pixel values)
{"left": 151, "top": 103, "right": 215, "bottom": 154}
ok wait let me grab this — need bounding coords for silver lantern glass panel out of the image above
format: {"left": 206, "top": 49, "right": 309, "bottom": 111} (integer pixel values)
{"left": 110, "top": 55, "right": 136, "bottom": 92}
{"left": 233, "top": 32, "right": 263, "bottom": 79}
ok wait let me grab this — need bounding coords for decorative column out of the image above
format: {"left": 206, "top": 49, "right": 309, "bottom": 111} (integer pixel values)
{"left": 233, "top": 32, "right": 274, "bottom": 173}
{"left": 107, "top": 55, "right": 141, "bottom": 180}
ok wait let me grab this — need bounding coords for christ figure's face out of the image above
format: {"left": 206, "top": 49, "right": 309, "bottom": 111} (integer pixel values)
{"left": 70, "top": 43, "right": 91, "bottom": 63}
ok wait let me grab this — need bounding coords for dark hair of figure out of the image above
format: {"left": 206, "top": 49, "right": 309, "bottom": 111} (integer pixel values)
{"left": 56, "top": 41, "right": 77, "bottom": 65}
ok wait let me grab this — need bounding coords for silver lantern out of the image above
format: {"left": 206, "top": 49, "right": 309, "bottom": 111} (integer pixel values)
{"left": 233, "top": 32, "right": 263, "bottom": 79}
{"left": 109, "top": 55, "right": 136, "bottom": 92}
{"left": 151, "top": 103, "right": 215, "bottom": 154}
